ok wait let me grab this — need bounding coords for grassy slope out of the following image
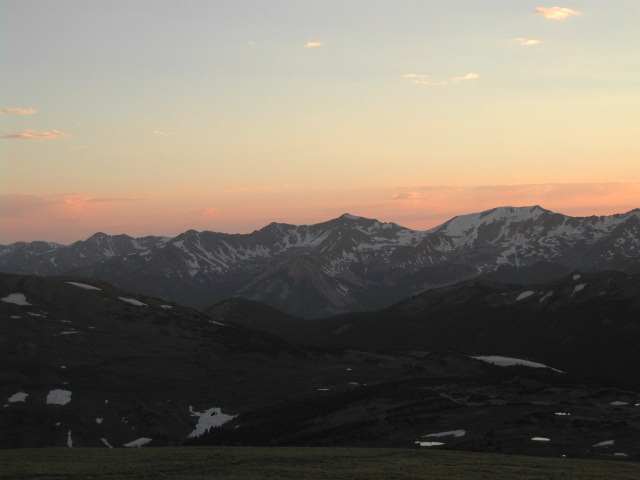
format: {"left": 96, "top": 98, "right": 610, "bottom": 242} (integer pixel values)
{"left": 1, "top": 447, "right": 638, "bottom": 480}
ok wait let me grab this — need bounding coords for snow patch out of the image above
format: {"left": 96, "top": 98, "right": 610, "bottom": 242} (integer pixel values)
{"left": 610, "top": 401, "right": 629, "bottom": 406}
{"left": 516, "top": 291, "right": 534, "bottom": 301}
{"left": 160, "top": 305, "right": 173, "bottom": 309}
{"left": 96, "top": 418, "right": 103, "bottom": 424}
{"left": 66, "top": 281, "right": 102, "bottom": 291}
{"left": 593, "top": 440, "right": 614, "bottom": 447}
{"left": 123, "top": 437, "right": 152, "bottom": 447}
{"left": 8, "top": 392, "right": 28, "bottom": 403}
{"left": 46, "top": 389, "right": 72, "bottom": 405}
{"left": 472, "top": 355, "right": 562, "bottom": 372}
{"left": 573, "top": 274, "right": 581, "bottom": 280}
{"left": 28, "top": 312, "right": 46, "bottom": 317}
{"left": 424, "top": 430, "right": 465, "bottom": 438}
{"left": 118, "top": 297, "right": 147, "bottom": 306}
{"left": 415, "top": 441, "right": 445, "bottom": 447}
{"left": 101, "top": 438, "right": 113, "bottom": 448}
{"left": 572, "top": 283, "right": 587, "bottom": 296}
{"left": 539, "top": 291, "right": 554, "bottom": 302}
{"left": 188, "top": 406, "right": 236, "bottom": 438}
{"left": 2, "top": 293, "right": 31, "bottom": 306}
{"left": 531, "top": 437, "right": 550, "bottom": 442}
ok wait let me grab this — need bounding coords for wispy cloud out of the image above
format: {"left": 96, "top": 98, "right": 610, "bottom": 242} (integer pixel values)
{"left": 388, "top": 182, "right": 640, "bottom": 212}
{"left": 389, "top": 192, "right": 431, "bottom": 200}
{"left": 0, "top": 107, "right": 38, "bottom": 115}
{"left": 0, "top": 194, "right": 151, "bottom": 243}
{"left": 305, "top": 41, "right": 324, "bottom": 48}
{"left": 404, "top": 72, "right": 479, "bottom": 86}
{"left": 85, "top": 197, "right": 146, "bottom": 203}
{"left": 187, "top": 207, "right": 220, "bottom": 220}
{"left": 402, "top": 74, "right": 430, "bottom": 85}
{"left": 2, "top": 130, "right": 70, "bottom": 140}
{"left": 452, "top": 73, "right": 480, "bottom": 82}
{"left": 535, "top": 7, "right": 580, "bottom": 20}
{"left": 511, "top": 37, "right": 542, "bottom": 46}
{"left": 152, "top": 130, "right": 170, "bottom": 136}
{"left": 0, "top": 194, "right": 145, "bottom": 218}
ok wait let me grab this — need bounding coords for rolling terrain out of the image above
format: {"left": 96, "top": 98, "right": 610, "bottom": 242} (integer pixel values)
{"left": 208, "top": 270, "right": 640, "bottom": 389}
{"left": 3, "top": 272, "right": 640, "bottom": 461}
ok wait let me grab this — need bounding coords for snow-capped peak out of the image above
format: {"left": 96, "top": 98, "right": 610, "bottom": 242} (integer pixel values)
{"left": 436, "top": 206, "right": 548, "bottom": 238}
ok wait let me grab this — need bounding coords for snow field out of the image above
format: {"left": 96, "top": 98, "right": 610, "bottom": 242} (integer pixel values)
{"left": 188, "top": 406, "right": 236, "bottom": 438}
{"left": 118, "top": 297, "right": 148, "bottom": 306}
{"left": 66, "top": 282, "right": 102, "bottom": 291}
{"left": 2, "top": 293, "right": 31, "bottom": 306}
{"left": 46, "top": 389, "right": 72, "bottom": 405}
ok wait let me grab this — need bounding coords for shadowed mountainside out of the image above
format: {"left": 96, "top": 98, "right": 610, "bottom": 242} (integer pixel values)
{"left": 207, "top": 271, "right": 640, "bottom": 389}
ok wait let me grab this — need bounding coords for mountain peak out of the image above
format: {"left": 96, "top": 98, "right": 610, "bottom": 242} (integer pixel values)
{"left": 339, "top": 213, "right": 363, "bottom": 220}
{"left": 482, "top": 205, "right": 548, "bottom": 217}
{"left": 88, "top": 232, "right": 109, "bottom": 240}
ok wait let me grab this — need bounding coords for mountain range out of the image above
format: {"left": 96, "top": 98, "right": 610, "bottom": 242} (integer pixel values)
{"left": 2, "top": 206, "right": 639, "bottom": 318}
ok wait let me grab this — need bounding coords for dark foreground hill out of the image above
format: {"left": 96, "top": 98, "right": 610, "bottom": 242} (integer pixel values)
{"left": 209, "top": 271, "right": 640, "bottom": 389}
{"left": 1, "top": 273, "right": 445, "bottom": 448}
{"left": 2, "top": 447, "right": 639, "bottom": 480}
{"left": 3, "top": 273, "right": 640, "bottom": 461}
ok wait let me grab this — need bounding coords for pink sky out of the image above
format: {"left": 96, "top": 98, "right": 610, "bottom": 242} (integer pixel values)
{"left": 2, "top": 182, "right": 638, "bottom": 244}
{"left": 2, "top": 2, "right": 639, "bottom": 244}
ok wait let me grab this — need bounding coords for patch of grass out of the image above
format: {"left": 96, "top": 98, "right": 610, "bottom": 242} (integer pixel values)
{"left": 0, "top": 446, "right": 638, "bottom": 480}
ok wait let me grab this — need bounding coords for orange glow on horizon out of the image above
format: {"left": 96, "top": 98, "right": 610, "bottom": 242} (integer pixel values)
{"left": 2, "top": 182, "right": 638, "bottom": 244}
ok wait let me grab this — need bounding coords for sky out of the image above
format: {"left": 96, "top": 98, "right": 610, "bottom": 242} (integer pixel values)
{"left": 1, "top": 1, "right": 639, "bottom": 244}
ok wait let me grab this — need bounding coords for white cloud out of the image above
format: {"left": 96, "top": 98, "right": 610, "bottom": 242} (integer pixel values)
{"left": 187, "top": 207, "right": 220, "bottom": 220}
{"left": 511, "top": 37, "right": 542, "bottom": 46}
{"left": 402, "top": 74, "right": 430, "bottom": 85}
{"left": 152, "top": 130, "right": 170, "bottom": 136}
{"left": 388, "top": 183, "right": 640, "bottom": 214}
{"left": 403, "top": 72, "right": 479, "bottom": 86}
{"left": 452, "top": 73, "right": 480, "bottom": 82}
{"left": 2, "top": 130, "right": 70, "bottom": 139}
{"left": 389, "top": 192, "right": 431, "bottom": 200}
{"left": 0, "top": 194, "right": 145, "bottom": 218}
{"left": 0, "top": 108, "right": 38, "bottom": 115}
{"left": 305, "top": 41, "right": 324, "bottom": 48}
{"left": 536, "top": 7, "right": 580, "bottom": 20}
